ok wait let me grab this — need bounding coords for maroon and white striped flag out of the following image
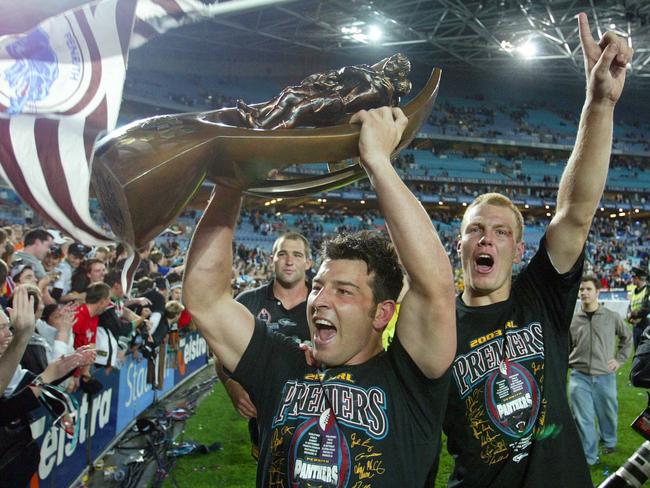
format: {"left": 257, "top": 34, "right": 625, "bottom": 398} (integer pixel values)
{"left": 0, "top": 0, "right": 137, "bottom": 245}
{"left": 0, "top": 0, "right": 263, "bottom": 247}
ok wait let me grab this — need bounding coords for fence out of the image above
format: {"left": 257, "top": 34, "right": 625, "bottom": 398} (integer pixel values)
{"left": 29, "top": 331, "right": 209, "bottom": 487}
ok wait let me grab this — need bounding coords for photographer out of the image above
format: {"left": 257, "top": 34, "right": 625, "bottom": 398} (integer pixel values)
{"left": 631, "top": 324, "right": 650, "bottom": 388}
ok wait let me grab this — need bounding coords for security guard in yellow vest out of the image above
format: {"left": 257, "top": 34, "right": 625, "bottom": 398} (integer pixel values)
{"left": 628, "top": 266, "right": 650, "bottom": 349}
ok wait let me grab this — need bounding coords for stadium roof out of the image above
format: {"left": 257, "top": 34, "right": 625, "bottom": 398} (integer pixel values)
{"left": 146, "top": 0, "right": 650, "bottom": 87}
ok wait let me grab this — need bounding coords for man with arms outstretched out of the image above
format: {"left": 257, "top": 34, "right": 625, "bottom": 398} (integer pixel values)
{"left": 442, "top": 14, "right": 634, "bottom": 487}
{"left": 184, "top": 107, "right": 456, "bottom": 486}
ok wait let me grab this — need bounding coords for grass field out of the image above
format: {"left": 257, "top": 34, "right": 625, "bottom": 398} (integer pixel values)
{"left": 165, "top": 359, "right": 648, "bottom": 487}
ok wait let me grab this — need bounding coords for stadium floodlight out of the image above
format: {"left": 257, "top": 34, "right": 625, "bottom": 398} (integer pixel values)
{"left": 341, "top": 25, "right": 361, "bottom": 35}
{"left": 500, "top": 40, "right": 514, "bottom": 53}
{"left": 368, "top": 25, "right": 382, "bottom": 42}
{"left": 517, "top": 40, "right": 537, "bottom": 59}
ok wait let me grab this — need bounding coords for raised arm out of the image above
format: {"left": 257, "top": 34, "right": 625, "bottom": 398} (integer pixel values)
{"left": 0, "top": 286, "right": 35, "bottom": 395}
{"left": 350, "top": 107, "right": 456, "bottom": 378}
{"left": 546, "top": 13, "right": 634, "bottom": 272}
{"left": 183, "top": 186, "right": 255, "bottom": 373}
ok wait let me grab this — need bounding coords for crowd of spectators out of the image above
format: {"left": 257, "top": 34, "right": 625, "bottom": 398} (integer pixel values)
{"left": 0, "top": 225, "right": 194, "bottom": 483}
{"left": 426, "top": 95, "right": 650, "bottom": 152}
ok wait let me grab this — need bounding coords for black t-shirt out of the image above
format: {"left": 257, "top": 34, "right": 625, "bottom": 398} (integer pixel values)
{"left": 142, "top": 289, "right": 169, "bottom": 345}
{"left": 444, "top": 236, "right": 591, "bottom": 487}
{"left": 236, "top": 280, "right": 310, "bottom": 342}
{"left": 234, "top": 321, "right": 450, "bottom": 487}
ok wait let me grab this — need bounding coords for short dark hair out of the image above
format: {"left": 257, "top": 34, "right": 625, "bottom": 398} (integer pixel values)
{"left": 86, "top": 282, "right": 110, "bottom": 304}
{"left": 321, "top": 231, "right": 403, "bottom": 303}
{"left": 23, "top": 228, "right": 53, "bottom": 247}
{"left": 580, "top": 274, "right": 600, "bottom": 290}
{"left": 104, "top": 270, "right": 122, "bottom": 288}
{"left": 136, "top": 277, "right": 155, "bottom": 293}
{"left": 84, "top": 258, "right": 105, "bottom": 273}
{"left": 149, "top": 250, "right": 163, "bottom": 264}
{"left": 273, "top": 232, "right": 311, "bottom": 260}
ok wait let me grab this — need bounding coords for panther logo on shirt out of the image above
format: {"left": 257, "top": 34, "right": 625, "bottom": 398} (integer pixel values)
{"left": 257, "top": 308, "right": 271, "bottom": 323}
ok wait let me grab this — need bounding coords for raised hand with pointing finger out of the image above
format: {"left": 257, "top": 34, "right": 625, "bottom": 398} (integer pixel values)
{"left": 578, "top": 12, "right": 634, "bottom": 105}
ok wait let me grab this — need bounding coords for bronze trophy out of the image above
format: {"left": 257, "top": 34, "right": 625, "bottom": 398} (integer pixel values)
{"left": 91, "top": 54, "right": 441, "bottom": 248}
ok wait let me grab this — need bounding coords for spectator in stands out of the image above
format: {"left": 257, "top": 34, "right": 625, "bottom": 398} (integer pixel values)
{"left": 69, "top": 258, "right": 107, "bottom": 301}
{"left": 18, "top": 285, "right": 49, "bottom": 374}
{"left": 40, "top": 303, "right": 75, "bottom": 361}
{"left": 568, "top": 275, "right": 632, "bottom": 464}
{"left": 150, "top": 250, "right": 171, "bottom": 276}
{"left": 134, "top": 242, "right": 155, "bottom": 280}
{"left": 185, "top": 107, "right": 455, "bottom": 486}
{"left": 169, "top": 283, "right": 182, "bottom": 302}
{"left": 135, "top": 277, "right": 168, "bottom": 346}
{"left": 1, "top": 241, "right": 14, "bottom": 268}
{"left": 169, "top": 283, "right": 192, "bottom": 330}
{"left": 165, "top": 300, "right": 184, "bottom": 366}
{"left": 95, "top": 273, "right": 144, "bottom": 370}
{"left": 628, "top": 266, "right": 650, "bottom": 349}
{"left": 73, "top": 282, "right": 112, "bottom": 350}
{"left": 51, "top": 243, "right": 88, "bottom": 302}
{"left": 93, "top": 246, "right": 110, "bottom": 264}
{"left": 442, "top": 15, "right": 633, "bottom": 487}
{"left": 0, "top": 286, "right": 96, "bottom": 486}
{"left": 0, "top": 287, "right": 34, "bottom": 396}
{"left": 72, "top": 282, "right": 111, "bottom": 389}
{"left": 42, "top": 245, "right": 62, "bottom": 273}
{"left": 13, "top": 228, "right": 53, "bottom": 280}
{"left": 11, "top": 262, "right": 36, "bottom": 286}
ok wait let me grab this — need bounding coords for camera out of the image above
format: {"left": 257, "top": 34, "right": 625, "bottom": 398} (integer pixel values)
{"left": 131, "top": 326, "right": 156, "bottom": 360}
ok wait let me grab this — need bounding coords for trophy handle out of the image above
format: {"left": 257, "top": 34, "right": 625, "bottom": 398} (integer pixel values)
{"left": 243, "top": 67, "right": 441, "bottom": 197}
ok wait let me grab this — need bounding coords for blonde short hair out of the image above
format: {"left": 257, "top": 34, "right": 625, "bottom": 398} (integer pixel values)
{"left": 165, "top": 300, "right": 185, "bottom": 319}
{"left": 460, "top": 193, "right": 524, "bottom": 242}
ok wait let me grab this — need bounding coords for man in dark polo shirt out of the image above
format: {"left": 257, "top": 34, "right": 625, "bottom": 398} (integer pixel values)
{"left": 217, "top": 232, "right": 312, "bottom": 457}
{"left": 237, "top": 232, "right": 312, "bottom": 342}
